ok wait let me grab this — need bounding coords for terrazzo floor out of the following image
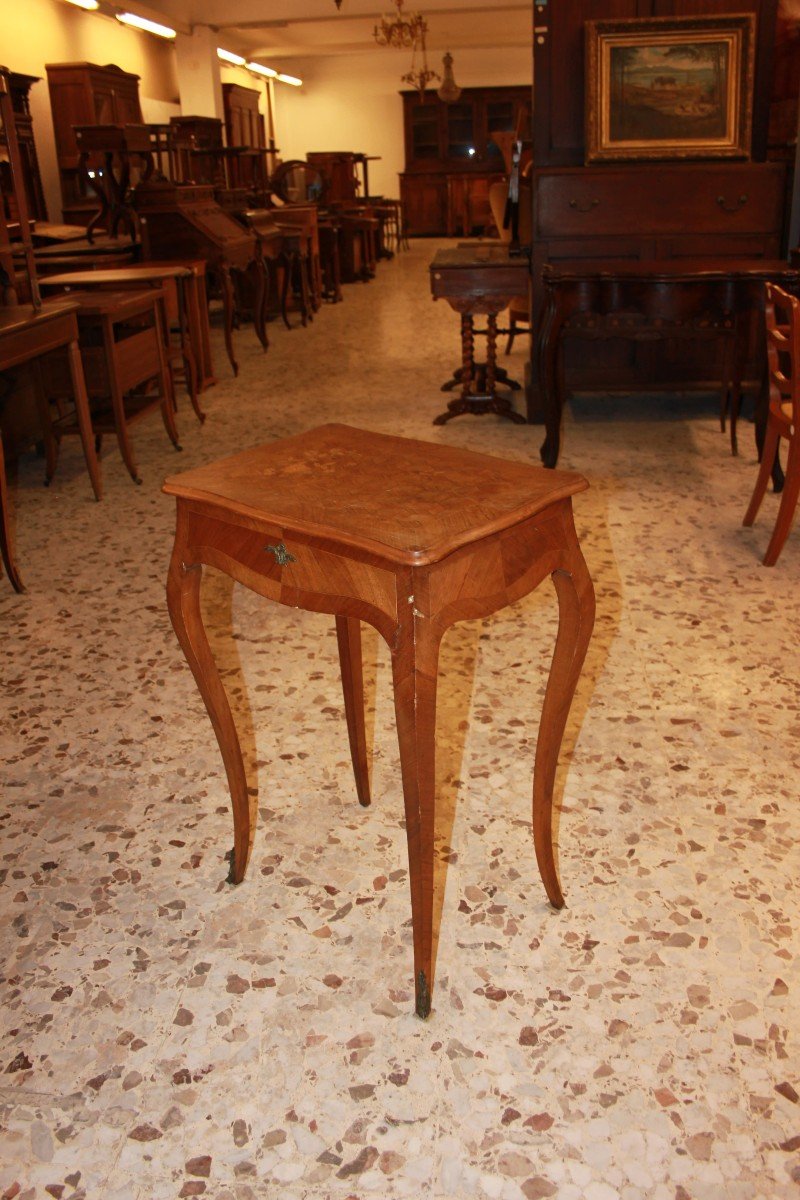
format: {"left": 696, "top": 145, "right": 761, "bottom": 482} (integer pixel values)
{"left": 1, "top": 239, "right": 798, "bottom": 1200}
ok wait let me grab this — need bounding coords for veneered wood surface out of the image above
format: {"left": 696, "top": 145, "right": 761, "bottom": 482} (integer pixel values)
{"left": 163, "top": 423, "right": 587, "bottom": 566}
{"left": 166, "top": 426, "right": 595, "bottom": 1018}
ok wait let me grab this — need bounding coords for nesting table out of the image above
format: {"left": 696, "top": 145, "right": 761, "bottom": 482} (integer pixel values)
{"left": 164, "top": 424, "right": 594, "bottom": 1017}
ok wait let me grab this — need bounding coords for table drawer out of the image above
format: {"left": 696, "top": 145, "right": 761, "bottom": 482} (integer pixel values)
{"left": 536, "top": 165, "right": 785, "bottom": 238}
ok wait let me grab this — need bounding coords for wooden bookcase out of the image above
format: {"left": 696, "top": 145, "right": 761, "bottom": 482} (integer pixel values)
{"left": 400, "top": 85, "right": 529, "bottom": 236}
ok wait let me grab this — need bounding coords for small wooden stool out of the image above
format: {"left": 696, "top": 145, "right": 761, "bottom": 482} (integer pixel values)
{"left": 164, "top": 424, "right": 595, "bottom": 1018}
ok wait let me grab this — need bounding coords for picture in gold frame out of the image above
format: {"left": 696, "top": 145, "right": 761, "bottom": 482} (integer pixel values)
{"left": 585, "top": 14, "right": 756, "bottom": 162}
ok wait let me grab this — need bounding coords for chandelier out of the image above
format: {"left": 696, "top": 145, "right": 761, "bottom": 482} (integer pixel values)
{"left": 374, "top": 0, "right": 427, "bottom": 49}
{"left": 401, "top": 30, "right": 439, "bottom": 99}
{"left": 437, "top": 51, "right": 461, "bottom": 104}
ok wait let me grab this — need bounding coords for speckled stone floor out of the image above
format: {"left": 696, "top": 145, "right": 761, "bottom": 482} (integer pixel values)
{"left": 1, "top": 240, "right": 799, "bottom": 1200}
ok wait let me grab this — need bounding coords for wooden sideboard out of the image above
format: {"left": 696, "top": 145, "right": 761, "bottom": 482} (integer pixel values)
{"left": 45, "top": 62, "right": 143, "bottom": 227}
{"left": 527, "top": 160, "right": 786, "bottom": 413}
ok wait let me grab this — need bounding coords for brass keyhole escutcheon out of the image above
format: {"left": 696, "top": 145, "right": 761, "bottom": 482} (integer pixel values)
{"left": 264, "top": 542, "right": 295, "bottom": 566}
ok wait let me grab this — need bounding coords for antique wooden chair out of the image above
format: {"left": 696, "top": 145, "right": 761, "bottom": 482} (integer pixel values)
{"left": 743, "top": 281, "right": 800, "bottom": 565}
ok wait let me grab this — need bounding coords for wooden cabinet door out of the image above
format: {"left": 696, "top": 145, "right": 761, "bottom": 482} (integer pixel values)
{"left": 400, "top": 174, "right": 447, "bottom": 235}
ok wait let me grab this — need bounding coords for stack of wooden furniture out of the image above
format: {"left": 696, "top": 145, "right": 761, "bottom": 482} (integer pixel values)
{"left": 45, "top": 62, "right": 143, "bottom": 228}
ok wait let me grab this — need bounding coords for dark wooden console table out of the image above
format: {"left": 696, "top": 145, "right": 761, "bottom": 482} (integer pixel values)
{"left": 537, "top": 259, "right": 800, "bottom": 470}
{"left": 429, "top": 244, "right": 529, "bottom": 425}
{"left": 164, "top": 423, "right": 594, "bottom": 1018}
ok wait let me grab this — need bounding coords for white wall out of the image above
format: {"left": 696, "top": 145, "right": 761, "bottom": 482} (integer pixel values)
{"left": 273, "top": 46, "right": 532, "bottom": 199}
{"left": 0, "top": 0, "right": 179, "bottom": 221}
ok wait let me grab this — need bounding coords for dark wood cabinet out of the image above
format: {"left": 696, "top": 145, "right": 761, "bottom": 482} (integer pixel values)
{"left": 222, "top": 83, "right": 265, "bottom": 150}
{"left": 45, "top": 62, "right": 142, "bottom": 226}
{"left": 527, "top": 0, "right": 788, "bottom": 413}
{"left": 401, "top": 86, "right": 529, "bottom": 235}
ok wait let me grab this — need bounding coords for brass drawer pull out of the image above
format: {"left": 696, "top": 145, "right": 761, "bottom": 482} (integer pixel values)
{"left": 264, "top": 542, "right": 295, "bottom": 565}
{"left": 717, "top": 193, "right": 748, "bottom": 213}
{"left": 569, "top": 198, "right": 599, "bottom": 213}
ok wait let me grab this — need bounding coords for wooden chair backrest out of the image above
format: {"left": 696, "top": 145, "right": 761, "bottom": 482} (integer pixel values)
{"left": 765, "top": 281, "right": 800, "bottom": 428}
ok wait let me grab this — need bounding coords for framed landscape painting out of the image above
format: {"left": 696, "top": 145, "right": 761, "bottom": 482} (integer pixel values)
{"left": 585, "top": 14, "right": 756, "bottom": 162}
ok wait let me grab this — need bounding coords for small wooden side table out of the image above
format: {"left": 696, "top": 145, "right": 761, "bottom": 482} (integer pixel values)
{"left": 0, "top": 298, "right": 101, "bottom": 500}
{"left": 41, "top": 264, "right": 205, "bottom": 424}
{"left": 430, "top": 244, "right": 530, "bottom": 425}
{"left": 39, "top": 289, "right": 180, "bottom": 485}
{"left": 164, "top": 424, "right": 595, "bottom": 1018}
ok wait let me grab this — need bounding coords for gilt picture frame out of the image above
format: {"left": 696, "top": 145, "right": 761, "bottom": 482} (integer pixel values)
{"left": 585, "top": 14, "right": 756, "bottom": 162}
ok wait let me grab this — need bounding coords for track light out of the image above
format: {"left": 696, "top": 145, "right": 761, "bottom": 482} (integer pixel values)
{"left": 217, "top": 48, "right": 247, "bottom": 66}
{"left": 247, "top": 62, "right": 278, "bottom": 78}
{"left": 116, "top": 11, "right": 176, "bottom": 38}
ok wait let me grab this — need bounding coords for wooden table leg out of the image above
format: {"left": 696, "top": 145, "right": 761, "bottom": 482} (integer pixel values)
{"left": 336, "top": 615, "right": 371, "bottom": 808}
{"left": 175, "top": 277, "right": 204, "bottom": 423}
{"left": 152, "top": 301, "right": 182, "bottom": 455}
{"left": 101, "top": 313, "right": 141, "bottom": 485}
{"left": 538, "top": 286, "right": 565, "bottom": 468}
{"left": 219, "top": 264, "right": 239, "bottom": 377}
{"left": 279, "top": 253, "right": 293, "bottom": 330}
{"left": 391, "top": 609, "right": 442, "bottom": 1019}
{"left": 0, "top": 432, "right": 24, "bottom": 593}
{"left": 167, "top": 535, "right": 251, "bottom": 884}
{"left": 533, "top": 516, "right": 595, "bottom": 907}
{"left": 66, "top": 337, "right": 103, "bottom": 501}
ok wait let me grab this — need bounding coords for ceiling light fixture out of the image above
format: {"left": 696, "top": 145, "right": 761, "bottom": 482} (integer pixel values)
{"left": 401, "top": 30, "right": 438, "bottom": 99}
{"left": 217, "top": 47, "right": 247, "bottom": 66}
{"left": 276, "top": 73, "right": 302, "bottom": 87}
{"left": 374, "top": 0, "right": 426, "bottom": 49}
{"left": 116, "top": 11, "right": 176, "bottom": 38}
{"left": 437, "top": 51, "right": 461, "bottom": 104}
{"left": 246, "top": 61, "right": 278, "bottom": 78}
{"left": 64, "top": 0, "right": 100, "bottom": 10}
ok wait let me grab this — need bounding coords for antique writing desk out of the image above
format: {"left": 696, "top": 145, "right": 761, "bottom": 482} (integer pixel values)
{"left": 537, "top": 259, "right": 800, "bottom": 470}
{"left": 133, "top": 181, "right": 261, "bottom": 377}
{"left": 164, "top": 424, "right": 594, "bottom": 1017}
{"left": 429, "top": 244, "right": 529, "bottom": 425}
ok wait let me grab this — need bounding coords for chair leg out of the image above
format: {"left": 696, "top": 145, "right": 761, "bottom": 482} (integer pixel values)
{"left": 153, "top": 303, "right": 182, "bottom": 453}
{"left": 743, "top": 421, "right": 780, "bottom": 528}
{"left": 505, "top": 315, "right": 517, "bottom": 356}
{"left": 762, "top": 442, "right": 800, "bottom": 566}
